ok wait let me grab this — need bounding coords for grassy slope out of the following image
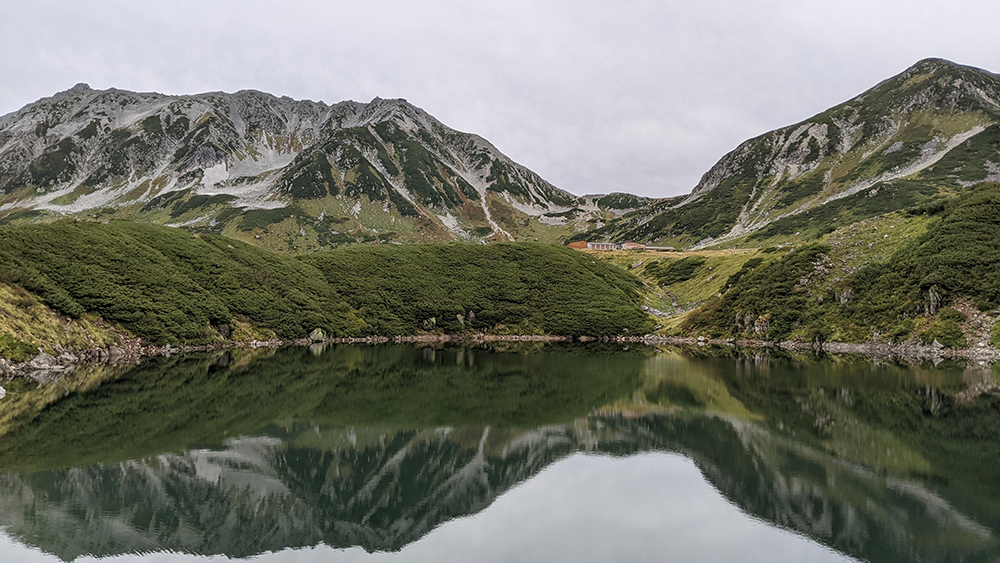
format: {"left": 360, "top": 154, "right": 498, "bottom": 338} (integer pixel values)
{"left": 301, "top": 243, "right": 654, "bottom": 336}
{"left": 681, "top": 183, "right": 1000, "bottom": 343}
{"left": 0, "top": 283, "right": 120, "bottom": 361}
{"left": 0, "top": 221, "right": 367, "bottom": 345}
{"left": 0, "top": 222, "right": 654, "bottom": 354}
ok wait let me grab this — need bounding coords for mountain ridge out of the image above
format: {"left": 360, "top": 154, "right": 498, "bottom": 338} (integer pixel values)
{"left": 0, "top": 84, "right": 645, "bottom": 249}
{"left": 582, "top": 58, "right": 1000, "bottom": 247}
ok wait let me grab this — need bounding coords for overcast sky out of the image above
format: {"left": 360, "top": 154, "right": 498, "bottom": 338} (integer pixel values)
{"left": 2, "top": 0, "right": 998, "bottom": 198}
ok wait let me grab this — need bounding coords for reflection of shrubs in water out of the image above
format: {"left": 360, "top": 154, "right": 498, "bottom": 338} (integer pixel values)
{"left": 646, "top": 381, "right": 704, "bottom": 408}
{"left": 0, "top": 344, "right": 644, "bottom": 473}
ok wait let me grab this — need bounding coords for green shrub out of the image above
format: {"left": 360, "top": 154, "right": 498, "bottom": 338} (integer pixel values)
{"left": 683, "top": 246, "right": 828, "bottom": 341}
{"left": 644, "top": 256, "right": 707, "bottom": 286}
{"left": 682, "top": 183, "right": 1000, "bottom": 346}
{"left": 302, "top": 243, "right": 654, "bottom": 337}
{"left": 0, "top": 334, "right": 36, "bottom": 361}
{"left": 887, "top": 319, "right": 916, "bottom": 342}
{"left": 0, "top": 221, "right": 366, "bottom": 344}
{"left": 920, "top": 318, "right": 966, "bottom": 348}
{"left": 0, "top": 223, "right": 653, "bottom": 343}
{"left": 938, "top": 308, "right": 967, "bottom": 323}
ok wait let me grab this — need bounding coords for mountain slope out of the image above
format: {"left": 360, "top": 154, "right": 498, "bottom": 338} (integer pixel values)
{"left": 0, "top": 221, "right": 653, "bottom": 346}
{"left": 584, "top": 58, "right": 1000, "bottom": 247}
{"left": 0, "top": 86, "right": 646, "bottom": 249}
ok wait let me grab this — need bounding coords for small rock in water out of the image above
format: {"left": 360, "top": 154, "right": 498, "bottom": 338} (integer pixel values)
{"left": 309, "top": 328, "right": 326, "bottom": 341}
{"left": 0, "top": 386, "right": 5, "bottom": 400}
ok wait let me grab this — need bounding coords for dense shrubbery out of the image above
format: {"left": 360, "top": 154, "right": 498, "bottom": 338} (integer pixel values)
{"left": 684, "top": 246, "right": 829, "bottom": 341}
{"left": 0, "top": 222, "right": 653, "bottom": 346}
{"left": 643, "top": 256, "right": 706, "bottom": 286}
{"left": 838, "top": 183, "right": 1000, "bottom": 336}
{"left": 920, "top": 310, "right": 967, "bottom": 347}
{"left": 722, "top": 257, "right": 763, "bottom": 290}
{"left": 683, "top": 183, "right": 1000, "bottom": 344}
{"left": 0, "top": 334, "right": 36, "bottom": 361}
{"left": 302, "top": 243, "right": 654, "bottom": 336}
{"left": 0, "top": 221, "right": 365, "bottom": 344}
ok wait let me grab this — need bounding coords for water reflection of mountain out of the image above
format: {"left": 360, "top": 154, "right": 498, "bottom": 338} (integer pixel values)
{"left": 2, "top": 413, "right": 996, "bottom": 563}
{"left": 1, "top": 346, "right": 999, "bottom": 563}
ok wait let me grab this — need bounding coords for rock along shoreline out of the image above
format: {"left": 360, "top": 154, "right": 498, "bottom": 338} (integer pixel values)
{"left": 629, "top": 335, "right": 1000, "bottom": 364}
{"left": 0, "top": 333, "right": 577, "bottom": 381}
{"left": 2, "top": 332, "right": 997, "bottom": 385}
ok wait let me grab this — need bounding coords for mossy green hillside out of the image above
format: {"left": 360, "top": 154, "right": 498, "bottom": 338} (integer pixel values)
{"left": 0, "top": 221, "right": 367, "bottom": 345}
{"left": 0, "top": 283, "right": 119, "bottom": 361}
{"left": 301, "top": 243, "right": 654, "bottom": 336}
{"left": 682, "top": 183, "right": 1000, "bottom": 343}
{"left": 0, "top": 222, "right": 654, "bottom": 352}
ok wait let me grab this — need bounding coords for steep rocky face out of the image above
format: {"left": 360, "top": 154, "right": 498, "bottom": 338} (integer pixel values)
{"left": 587, "top": 58, "right": 1000, "bottom": 247}
{"left": 0, "top": 86, "right": 646, "bottom": 249}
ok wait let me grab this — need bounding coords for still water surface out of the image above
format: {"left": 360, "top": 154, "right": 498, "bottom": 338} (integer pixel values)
{"left": 0, "top": 344, "right": 998, "bottom": 562}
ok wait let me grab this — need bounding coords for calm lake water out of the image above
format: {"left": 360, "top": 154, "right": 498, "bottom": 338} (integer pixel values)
{"left": 1, "top": 343, "right": 998, "bottom": 562}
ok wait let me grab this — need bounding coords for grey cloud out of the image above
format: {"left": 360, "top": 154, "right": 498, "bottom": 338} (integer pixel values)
{"left": 1, "top": 0, "right": 998, "bottom": 198}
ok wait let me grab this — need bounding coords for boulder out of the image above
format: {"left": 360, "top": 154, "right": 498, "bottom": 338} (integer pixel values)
{"left": 29, "top": 351, "right": 57, "bottom": 369}
{"left": 309, "top": 328, "right": 326, "bottom": 342}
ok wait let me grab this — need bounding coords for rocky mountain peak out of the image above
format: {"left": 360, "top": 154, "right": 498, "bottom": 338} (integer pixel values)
{"left": 0, "top": 85, "right": 639, "bottom": 249}
{"left": 584, "top": 58, "right": 1000, "bottom": 248}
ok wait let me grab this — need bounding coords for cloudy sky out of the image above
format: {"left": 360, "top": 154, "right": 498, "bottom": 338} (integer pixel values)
{"left": 1, "top": 0, "right": 998, "bottom": 198}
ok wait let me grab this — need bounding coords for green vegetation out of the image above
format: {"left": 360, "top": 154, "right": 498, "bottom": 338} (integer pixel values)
{"left": 0, "top": 344, "right": 645, "bottom": 472}
{"left": 681, "top": 183, "right": 1000, "bottom": 344}
{"left": 920, "top": 309, "right": 967, "bottom": 347}
{"left": 0, "top": 282, "right": 119, "bottom": 358}
{"left": 0, "top": 221, "right": 365, "bottom": 344}
{"left": 0, "top": 222, "right": 653, "bottom": 349}
{"left": 723, "top": 257, "right": 763, "bottom": 290}
{"left": 374, "top": 122, "right": 469, "bottom": 207}
{"left": 748, "top": 179, "right": 942, "bottom": 241}
{"left": 238, "top": 206, "right": 297, "bottom": 231}
{"left": 302, "top": 243, "right": 653, "bottom": 336}
{"left": 596, "top": 193, "right": 648, "bottom": 210}
{"left": 0, "top": 333, "right": 35, "bottom": 362}
{"left": 279, "top": 151, "right": 338, "bottom": 199}
{"left": 643, "top": 256, "right": 707, "bottom": 286}
{"left": 684, "top": 246, "right": 829, "bottom": 340}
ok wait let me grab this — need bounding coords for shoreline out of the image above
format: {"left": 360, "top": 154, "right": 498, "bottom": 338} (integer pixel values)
{"left": 0, "top": 333, "right": 577, "bottom": 381}
{"left": 2, "top": 332, "right": 997, "bottom": 383}
{"left": 628, "top": 335, "right": 1000, "bottom": 364}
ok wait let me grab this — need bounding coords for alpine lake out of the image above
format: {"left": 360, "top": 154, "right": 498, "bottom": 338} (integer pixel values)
{"left": 1, "top": 342, "right": 999, "bottom": 563}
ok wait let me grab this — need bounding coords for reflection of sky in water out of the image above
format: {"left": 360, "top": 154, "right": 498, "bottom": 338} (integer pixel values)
{"left": 2, "top": 452, "right": 853, "bottom": 563}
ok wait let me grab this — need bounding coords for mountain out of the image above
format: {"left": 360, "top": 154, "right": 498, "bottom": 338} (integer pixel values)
{"left": 0, "top": 86, "right": 647, "bottom": 249}
{"left": 583, "top": 58, "right": 1000, "bottom": 247}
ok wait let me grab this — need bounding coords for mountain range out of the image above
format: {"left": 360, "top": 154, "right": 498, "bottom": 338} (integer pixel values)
{"left": 3, "top": 58, "right": 997, "bottom": 251}
{"left": 0, "top": 86, "right": 644, "bottom": 251}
